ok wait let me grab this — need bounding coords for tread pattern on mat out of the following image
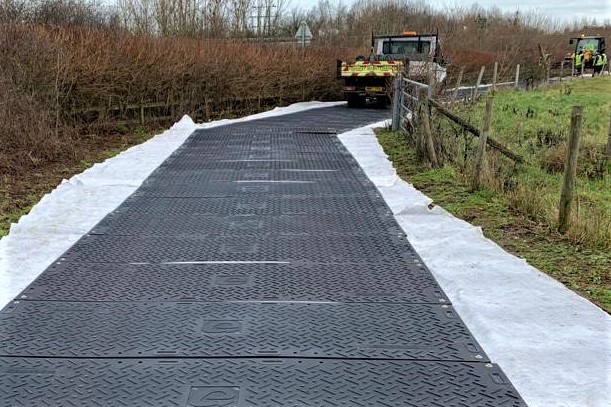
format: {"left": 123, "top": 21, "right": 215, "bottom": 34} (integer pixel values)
{"left": 0, "top": 105, "right": 527, "bottom": 407}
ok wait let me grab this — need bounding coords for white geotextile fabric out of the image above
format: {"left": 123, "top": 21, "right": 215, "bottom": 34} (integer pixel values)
{"left": 0, "top": 101, "right": 343, "bottom": 306}
{"left": 0, "top": 102, "right": 609, "bottom": 407}
{"left": 338, "top": 121, "right": 611, "bottom": 407}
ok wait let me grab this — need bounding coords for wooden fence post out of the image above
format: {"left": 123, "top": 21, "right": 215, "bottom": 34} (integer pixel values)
{"left": 471, "top": 96, "right": 494, "bottom": 190}
{"left": 416, "top": 89, "right": 426, "bottom": 156}
{"left": 429, "top": 66, "right": 437, "bottom": 97}
{"left": 492, "top": 61, "right": 498, "bottom": 93}
{"left": 139, "top": 105, "right": 145, "bottom": 126}
{"left": 514, "top": 64, "right": 520, "bottom": 89}
{"left": 415, "top": 92, "right": 424, "bottom": 156}
{"left": 391, "top": 75, "right": 402, "bottom": 131}
{"left": 204, "top": 98, "right": 210, "bottom": 121}
{"left": 418, "top": 89, "right": 439, "bottom": 167}
{"left": 558, "top": 106, "right": 584, "bottom": 234}
{"left": 472, "top": 66, "right": 485, "bottom": 101}
{"left": 605, "top": 114, "right": 611, "bottom": 164}
{"left": 451, "top": 66, "right": 465, "bottom": 103}
{"left": 559, "top": 61, "right": 564, "bottom": 82}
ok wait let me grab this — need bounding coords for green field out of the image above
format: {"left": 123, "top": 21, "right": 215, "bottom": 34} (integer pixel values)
{"left": 446, "top": 77, "right": 611, "bottom": 248}
{"left": 376, "top": 76, "right": 611, "bottom": 311}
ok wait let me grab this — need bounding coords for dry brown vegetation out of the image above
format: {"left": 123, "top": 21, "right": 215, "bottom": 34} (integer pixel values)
{"left": 0, "top": 23, "right": 351, "bottom": 179}
{"left": 1, "top": 0, "right": 609, "bottom": 235}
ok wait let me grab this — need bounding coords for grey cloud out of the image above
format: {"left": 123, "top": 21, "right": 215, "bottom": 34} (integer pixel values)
{"left": 448, "top": 0, "right": 611, "bottom": 22}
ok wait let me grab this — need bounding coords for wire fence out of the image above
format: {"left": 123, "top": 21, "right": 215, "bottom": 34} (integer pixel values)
{"left": 394, "top": 60, "right": 611, "bottom": 131}
{"left": 389, "top": 63, "right": 611, "bottom": 244}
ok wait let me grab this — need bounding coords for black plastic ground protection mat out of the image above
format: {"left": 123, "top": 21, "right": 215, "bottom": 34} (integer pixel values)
{"left": 89, "top": 213, "right": 402, "bottom": 237}
{"left": 173, "top": 145, "right": 349, "bottom": 156}
{"left": 176, "top": 140, "right": 346, "bottom": 155}
{"left": 0, "top": 301, "right": 488, "bottom": 361}
{"left": 177, "top": 139, "right": 345, "bottom": 150}
{"left": 159, "top": 157, "right": 362, "bottom": 171}
{"left": 171, "top": 133, "right": 352, "bottom": 149}
{"left": 183, "top": 129, "right": 342, "bottom": 140}
{"left": 186, "top": 127, "right": 341, "bottom": 140}
{"left": 145, "top": 169, "right": 370, "bottom": 183}
{"left": 0, "top": 105, "right": 530, "bottom": 407}
{"left": 116, "top": 195, "right": 393, "bottom": 217}
{"left": 19, "top": 262, "right": 447, "bottom": 303}
{"left": 135, "top": 180, "right": 378, "bottom": 198}
{"left": 60, "top": 234, "right": 420, "bottom": 264}
{"left": 174, "top": 133, "right": 351, "bottom": 148}
{"left": 179, "top": 141, "right": 343, "bottom": 152}
{"left": 174, "top": 146, "right": 348, "bottom": 156}
{"left": 138, "top": 180, "right": 375, "bottom": 196}
{"left": 198, "top": 105, "right": 389, "bottom": 131}
{"left": 176, "top": 145, "right": 340, "bottom": 155}
{"left": 0, "top": 357, "right": 527, "bottom": 407}
{"left": 162, "top": 152, "right": 357, "bottom": 165}
{"left": 185, "top": 106, "right": 388, "bottom": 135}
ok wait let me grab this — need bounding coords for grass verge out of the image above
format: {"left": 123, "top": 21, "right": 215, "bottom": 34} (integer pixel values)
{"left": 376, "top": 127, "right": 611, "bottom": 313}
{"left": 0, "top": 128, "right": 156, "bottom": 237}
{"left": 433, "top": 77, "right": 611, "bottom": 248}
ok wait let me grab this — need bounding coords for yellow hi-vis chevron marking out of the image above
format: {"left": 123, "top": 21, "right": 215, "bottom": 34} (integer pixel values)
{"left": 340, "top": 60, "right": 402, "bottom": 77}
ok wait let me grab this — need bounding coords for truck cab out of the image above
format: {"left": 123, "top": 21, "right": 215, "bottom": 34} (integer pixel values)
{"left": 373, "top": 32, "right": 446, "bottom": 83}
{"left": 339, "top": 32, "right": 446, "bottom": 107}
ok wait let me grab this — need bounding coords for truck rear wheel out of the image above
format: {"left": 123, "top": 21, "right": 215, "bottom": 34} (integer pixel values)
{"left": 347, "top": 94, "right": 366, "bottom": 108}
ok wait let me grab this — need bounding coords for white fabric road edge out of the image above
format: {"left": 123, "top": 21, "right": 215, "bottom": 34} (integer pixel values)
{"left": 0, "top": 101, "right": 342, "bottom": 306}
{"left": 338, "top": 120, "right": 611, "bottom": 407}
{"left": 0, "top": 102, "right": 609, "bottom": 407}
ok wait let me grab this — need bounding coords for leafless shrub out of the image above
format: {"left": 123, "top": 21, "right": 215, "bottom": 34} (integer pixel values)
{"left": 1, "top": 0, "right": 609, "bottom": 189}
{"left": 0, "top": 23, "right": 351, "bottom": 178}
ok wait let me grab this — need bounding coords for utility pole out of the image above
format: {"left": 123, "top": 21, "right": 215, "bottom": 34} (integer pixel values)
{"left": 250, "top": 0, "right": 277, "bottom": 37}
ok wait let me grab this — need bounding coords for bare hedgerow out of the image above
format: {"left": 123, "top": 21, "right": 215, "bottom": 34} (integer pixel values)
{"left": 0, "top": 71, "right": 75, "bottom": 176}
{"left": 0, "top": 0, "right": 110, "bottom": 27}
{"left": 0, "top": 22, "right": 352, "bottom": 179}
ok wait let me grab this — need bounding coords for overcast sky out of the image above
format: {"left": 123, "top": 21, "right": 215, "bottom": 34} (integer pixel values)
{"left": 294, "top": 0, "right": 611, "bottom": 26}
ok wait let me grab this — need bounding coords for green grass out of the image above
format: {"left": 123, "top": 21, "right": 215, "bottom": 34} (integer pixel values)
{"left": 376, "top": 127, "right": 611, "bottom": 313}
{"left": 437, "top": 76, "right": 611, "bottom": 248}
{"left": 477, "top": 77, "right": 611, "bottom": 146}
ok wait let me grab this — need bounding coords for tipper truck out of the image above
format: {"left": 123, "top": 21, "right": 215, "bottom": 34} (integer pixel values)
{"left": 338, "top": 31, "right": 447, "bottom": 107}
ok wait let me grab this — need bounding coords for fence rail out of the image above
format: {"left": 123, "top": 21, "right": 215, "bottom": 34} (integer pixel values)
{"left": 389, "top": 61, "right": 607, "bottom": 237}
{"left": 66, "top": 94, "right": 298, "bottom": 130}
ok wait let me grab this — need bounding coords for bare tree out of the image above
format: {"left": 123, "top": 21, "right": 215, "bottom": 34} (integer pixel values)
{"left": 0, "top": 0, "right": 27, "bottom": 23}
{"left": 230, "top": 0, "right": 251, "bottom": 35}
{"left": 203, "top": 0, "right": 228, "bottom": 37}
{"left": 118, "top": 0, "right": 157, "bottom": 34}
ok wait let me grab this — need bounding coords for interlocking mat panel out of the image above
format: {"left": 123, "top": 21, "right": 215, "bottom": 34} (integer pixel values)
{"left": 0, "top": 105, "right": 527, "bottom": 406}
